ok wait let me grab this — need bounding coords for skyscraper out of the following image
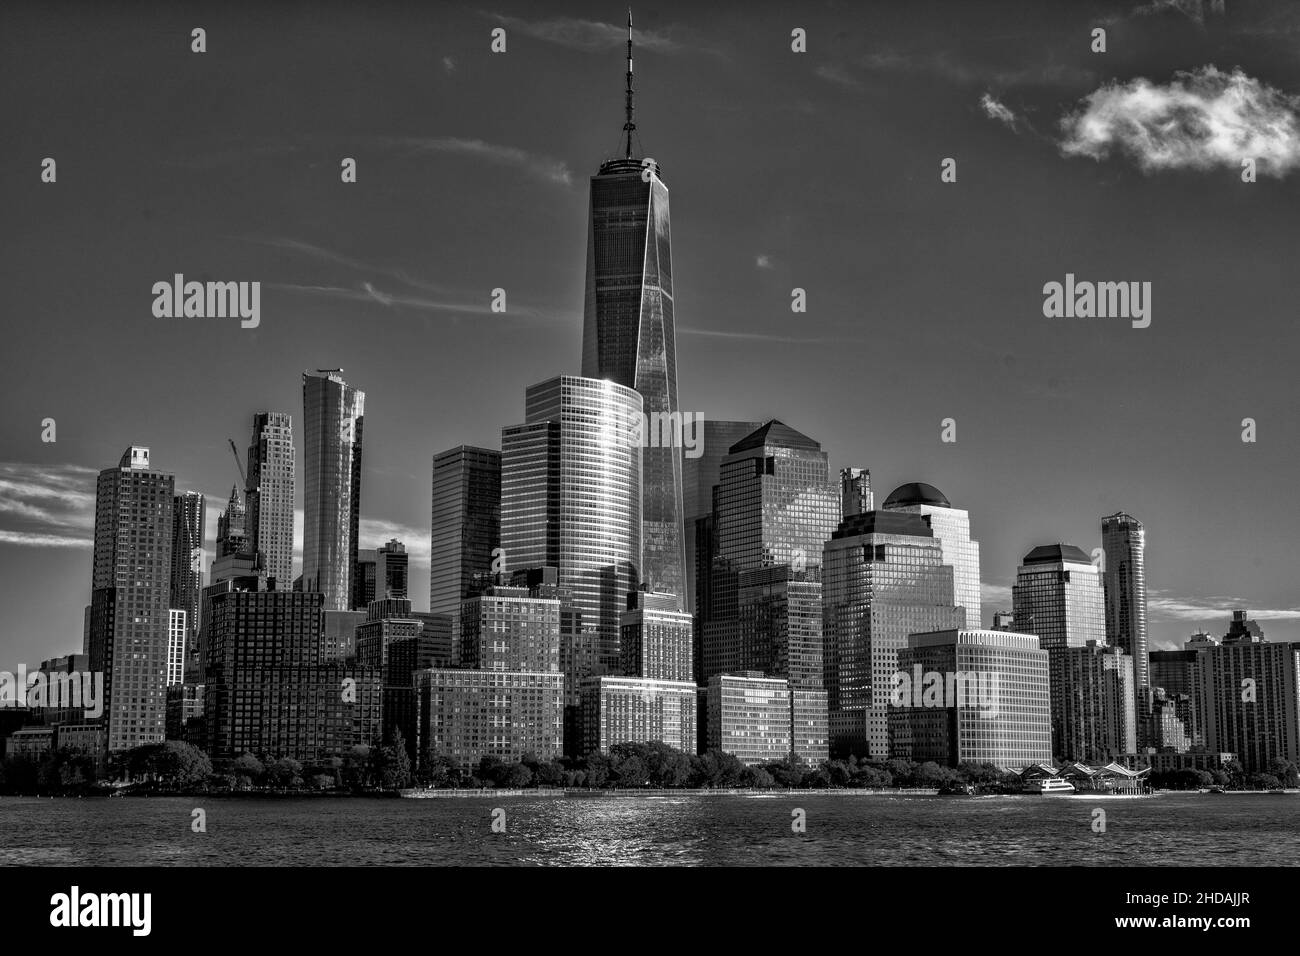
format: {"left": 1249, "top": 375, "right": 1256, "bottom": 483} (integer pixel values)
{"left": 1061, "top": 641, "right": 1138, "bottom": 762}
{"left": 581, "top": 17, "right": 686, "bottom": 609}
{"left": 88, "top": 446, "right": 175, "bottom": 751}
{"left": 822, "top": 511, "right": 962, "bottom": 759}
{"left": 882, "top": 482, "right": 981, "bottom": 629}
{"left": 1012, "top": 544, "right": 1107, "bottom": 760}
{"left": 840, "top": 467, "right": 872, "bottom": 518}
{"left": 501, "top": 375, "right": 642, "bottom": 672}
{"left": 169, "top": 490, "right": 205, "bottom": 655}
{"left": 682, "top": 420, "right": 760, "bottom": 613}
{"left": 429, "top": 446, "right": 501, "bottom": 614}
{"left": 700, "top": 421, "right": 839, "bottom": 682}
{"left": 1102, "top": 512, "right": 1148, "bottom": 691}
{"left": 302, "top": 370, "right": 365, "bottom": 611}
{"left": 246, "top": 411, "right": 295, "bottom": 589}
{"left": 892, "top": 628, "right": 1051, "bottom": 768}
{"left": 356, "top": 538, "right": 409, "bottom": 606}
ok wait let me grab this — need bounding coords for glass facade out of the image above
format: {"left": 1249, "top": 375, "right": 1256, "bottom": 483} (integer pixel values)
{"left": 429, "top": 445, "right": 501, "bottom": 614}
{"left": 705, "top": 672, "right": 792, "bottom": 765}
{"left": 582, "top": 160, "right": 686, "bottom": 608}
{"left": 882, "top": 497, "right": 981, "bottom": 629}
{"left": 822, "top": 511, "right": 962, "bottom": 759}
{"left": 1103, "top": 512, "right": 1149, "bottom": 699}
{"left": 501, "top": 375, "right": 642, "bottom": 673}
{"left": 302, "top": 371, "right": 364, "bottom": 611}
{"left": 169, "top": 490, "right": 205, "bottom": 658}
{"left": 1012, "top": 544, "right": 1107, "bottom": 759}
{"left": 682, "top": 420, "right": 760, "bottom": 613}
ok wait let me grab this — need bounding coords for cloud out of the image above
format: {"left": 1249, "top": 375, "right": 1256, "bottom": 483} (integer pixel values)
{"left": 377, "top": 136, "right": 572, "bottom": 186}
{"left": 488, "top": 13, "right": 684, "bottom": 54}
{"left": 754, "top": 254, "right": 773, "bottom": 270}
{"left": 0, "top": 530, "right": 92, "bottom": 549}
{"left": 442, "top": 56, "right": 457, "bottom": 73}
{"left": 0, "top": 464, "right": 98, "bottom": 549}
{"left": 266, "top": 282, "right": 497, "bottom": 316}
{"left": 980, "top": 92, "right": 1020, "bottom": 129}
{"left": 981, "top": 583, "right": 1013, "bottom": 608}
{"left": 1132, "top": 0, "right": 1224, "bottom": 25}
{"left": 1058, "top": 66, "right": 1300, "bottom": 176}
{"left": 679, "top": 327, "right": 867, "bottom": 345}
{"left": 814, "top": 64, "right": 865, "bottom": 91}
{"left": 1148, "top": 590, "right": 1300, "bottom": 623}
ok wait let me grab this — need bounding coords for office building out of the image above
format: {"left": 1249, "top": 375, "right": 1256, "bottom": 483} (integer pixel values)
{"left": 892, "top": 628, "right": 1051, "bottom": 767}
{"left": 840, "top": 467, "right": 872, "bottom": 518}
{"left": 429, "top": 446, "right": 501, "bottom": 615}
{"left": 167, "top": 609, "right": 187, "bottom": 687}
{"left": 882, "top": 482, "right": 981, "bottom": 629}
{"left": 682, "top": 420, "right": 760, "bottom": 613}
{"left": 581, "top": 39, "right": 686, "bottom": 607}
{"left": 1012, "top": 543, "right": 1107, "bottom": 759}
{"left": 501, "top": 375, "right": 642, "bottom": 671}
{"left": 1060, "top": 641, "right": 1138, "bottom": 763}
{"left": 822, "top": 511, "right": 962, "bottom": 759}
{"left": 356, "top": 538, "right": 410, "bottom": 606}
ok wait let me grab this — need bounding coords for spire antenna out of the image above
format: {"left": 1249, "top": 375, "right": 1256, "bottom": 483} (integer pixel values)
{"left": 623, "top": 8, "right": 636, "bottom": 159}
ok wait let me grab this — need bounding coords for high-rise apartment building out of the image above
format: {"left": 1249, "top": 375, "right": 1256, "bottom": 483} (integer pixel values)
{"left": 620, "top": 588, "right": 693, "bottom": 681}
{"left": 246, "top": 411, "right": 295, "bottom": 589}
{"left": 88, "top": 446, "right": 175, "bottom": 752}
{"left": 169, "top": 491, "right": 205, "bottom": 655}
{"left": 1197, "top": 611, "right": 1300, "bottom": 772}
{"left": 1060, "top": 641, "right": 1138, "bottom": 762}
{"left": 302, "top": 370, "right": 364, "bottom": 611}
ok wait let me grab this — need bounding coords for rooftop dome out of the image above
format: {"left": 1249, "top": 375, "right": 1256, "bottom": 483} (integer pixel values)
{"left": 882, "top": 482, "right": 950, "bottom": 509}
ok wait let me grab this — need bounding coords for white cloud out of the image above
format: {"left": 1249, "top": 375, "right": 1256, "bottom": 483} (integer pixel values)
{"left": 755, "top": 254, "right": 772, "bottom": 270}
{"left": 490, "top": 14, "right": 683, "bottom": 54}
{"left": 1058, "top": 66, "right": 1300, "bottom": 176}
{"left": 980, "top": 92, "right": 1019, "bottom": 129}
{"left": 442, "top": 56, "right": 457, "bottom": 73}
{"left": 380, "top": 136, "right": 572, "bottom": 186}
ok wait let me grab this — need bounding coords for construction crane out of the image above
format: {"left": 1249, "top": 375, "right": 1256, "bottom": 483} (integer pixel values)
{"left": 227, "top": 439, "right": 247, "bottom": 492}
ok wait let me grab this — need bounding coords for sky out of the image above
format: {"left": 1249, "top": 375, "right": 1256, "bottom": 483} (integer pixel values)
{"left": 2, "top": 0, "right": 1299, "bottom": 667}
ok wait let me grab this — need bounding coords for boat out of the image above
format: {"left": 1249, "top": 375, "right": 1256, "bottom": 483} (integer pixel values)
{"left": 1024, "top": 778, "right": 1076, "bottom": 795}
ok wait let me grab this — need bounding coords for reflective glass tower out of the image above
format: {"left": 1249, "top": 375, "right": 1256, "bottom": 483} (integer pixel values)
{"left": 169, "top": 490, "right": 205, "bottom": 654}
{"left": 302, "top": 370, "right": 365, "bottom": 611}
{"left": 581, "top": 15, "right": 685, "bottom": 608}
{"left": 882, "top": 482, "right": 981, "bottom": 629}
{"left": 1012, "top": 544, "right": 1107, "bottom": 760}
{"left": 501, "top": 375, "right": 643, "bottom": 671}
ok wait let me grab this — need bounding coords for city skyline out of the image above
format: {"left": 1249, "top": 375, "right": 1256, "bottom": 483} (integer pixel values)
{"left": 4, "top": 0, "right": 1300, "bottom": 672}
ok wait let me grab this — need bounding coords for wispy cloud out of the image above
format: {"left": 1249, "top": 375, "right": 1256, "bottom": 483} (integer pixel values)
{"left": 980, "top": 92, "right": 1020, "bottom": 129}
{"left": 374, "top": 135, "right": 572, "bottom": 186}
{"left": 1149, "top": 590, "right": 1300, "bottom": 623}
{"left": 814, "top": 64, "right": 865, "bottom": 91}
{"left": 487, "top": 13, "right": 685, "bottom": 54}
{"left": 1132, "top": 0, "right": 1225, "bottom": 26}
{"left": 981, "top": 583, "right": 1013, "bottom": 608}
{"left": 679, "top": 327, "right": 868, "bottom": 345}
{"left": 854, "top": 49, "right": 1092, "bottom": 90}
{"left": 442, "top": 56, "right": 457, "bottom": 73}
{"left": 1058, "top": 66, "right": 1300, "bottom": 177}
{"left": 754, "top": 254, "right": 773, "bottom": 270}
{"left": 0, "top": 464, "right": 97, "bottom": 549}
